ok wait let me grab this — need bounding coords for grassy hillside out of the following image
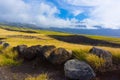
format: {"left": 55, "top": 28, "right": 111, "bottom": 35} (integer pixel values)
{"left": 0, "top": 25, "right": 120, "bottom": 80}
{"left": 84, "top": 35, "right": 120, "bottom": 44}
{"left": 0, "top": 25, "right": 120, "bottom": 67}
{"left": 0, "top": 25, "right": 120, "bottom": 49}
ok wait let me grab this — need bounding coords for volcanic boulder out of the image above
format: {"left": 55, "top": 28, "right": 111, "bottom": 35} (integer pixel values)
{"left": 89, "top": 47, "right": 112, "bottom": 67}
{"left": 64, "top": 59, "right": 96, "bottom": 80}
{"left": 48, "top": 48, "right": 72, "bottom": 64}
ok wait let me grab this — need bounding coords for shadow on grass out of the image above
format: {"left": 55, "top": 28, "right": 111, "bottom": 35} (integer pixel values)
{"left": 0, "top": 38, "right": 6, "bottom": 40}
{"left": 48, "top": 35, "right": 120, "bottom": 48}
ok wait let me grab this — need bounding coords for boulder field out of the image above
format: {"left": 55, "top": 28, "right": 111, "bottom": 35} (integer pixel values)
{"left": 1, "top": 43, "right": 116, "bottom": 80}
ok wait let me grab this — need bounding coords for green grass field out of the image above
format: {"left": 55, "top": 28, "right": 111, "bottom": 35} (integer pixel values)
{"left": 0, "top": 25, "right": 120, "bottom": 69}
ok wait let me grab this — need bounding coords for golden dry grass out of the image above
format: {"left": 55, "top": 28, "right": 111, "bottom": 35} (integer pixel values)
{"left": 25, "top": 73, "right": 49, "bottom": 80}
{"left": 73, "top": 50, "right": 105, "bottom": 70}
{"left": 0, "top": 46, "right": 21, "bottom": 66}
{"left": 0, "top": 26, "right": 120, "bottom": 65}
{"left": 0, "top": 27, "right": 120, "bottom": 53}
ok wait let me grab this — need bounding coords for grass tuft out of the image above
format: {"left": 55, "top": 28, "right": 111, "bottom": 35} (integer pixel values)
{"left": 86, "top": 54, "right": 105, "bottom": 70}
{"left": 73, "top": 49, "right": 105, "bottom": 70}
{"left": 0, "top": 46, "right": 22, "bottom": 66}
{"left": 73, "top": 49, "right": 87, "bottom": 61}
{"left": 25, "top": 73, "right": 49, "bottom": 80}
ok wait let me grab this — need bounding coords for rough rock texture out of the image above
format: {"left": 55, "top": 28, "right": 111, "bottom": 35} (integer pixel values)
{"left": 48, "top": 48, "right": 72, "bottom": 64}
{"left": 89, "top": 47, "right": 112, "bottom": 67}
{"left": 14, "top": 45, "right": 72, "bottom": 65}
{"left": 22, "top": 45, "right": 42, "bottom": 60}
{"left": 13, "top": 45, "right": 27, "bottom": 57}
{"left": 64, "top": 59, "right": 96, "bottom": 80}
{"left": 41, "top": 45, "right": 56, "bottom": 59}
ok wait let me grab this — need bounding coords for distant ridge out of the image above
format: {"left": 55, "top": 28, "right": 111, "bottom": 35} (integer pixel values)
{"left": 0, "top": 22, "right": 120, "bottom": 38}
{"left": 49, "top": 27, "right": 120, "bottom": 38}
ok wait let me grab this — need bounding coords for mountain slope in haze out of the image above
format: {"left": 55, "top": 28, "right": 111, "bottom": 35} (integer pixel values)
{"left": 49, "top": 27, "right": 120, "bottom": 38}
{"left": 1, "top": 22, "right": 120, "bottom": 38}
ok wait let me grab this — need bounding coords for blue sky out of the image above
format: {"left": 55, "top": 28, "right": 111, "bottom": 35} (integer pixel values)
{"left": 0, "top": 0, "right": 120, "bottom": 29}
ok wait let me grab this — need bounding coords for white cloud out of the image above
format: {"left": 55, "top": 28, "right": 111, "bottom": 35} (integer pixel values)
{"left": 89, "top": 0, "right": 120, "bottom": 29}
{"left": 0, "top": 0, "right": 77, "bottom": 28}
{"left": 57, "top": 0, "right": 120, "bottom": 29}
{"left": 0, "top": 0, "right": 30, "bottom": 22}
{"left": 65, "top": 0, "right": 101, "bottom": 6}
{"left": 72, "top": 10, "right": 83, "bottom": 16}
{"left": 0, "top": 0, "right": 120, "bottom": 29}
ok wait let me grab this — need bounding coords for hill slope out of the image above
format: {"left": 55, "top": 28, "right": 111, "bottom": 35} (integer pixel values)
{"left": 0, "top": 24, "right": 120, "bottom": 52}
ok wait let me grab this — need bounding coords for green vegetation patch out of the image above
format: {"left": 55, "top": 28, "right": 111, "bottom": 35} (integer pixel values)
{"left": 73, "top": 49, "right": 105, "bottom": 70}
{"left": 0, "top": 46, "right": 22, "bottom": 66}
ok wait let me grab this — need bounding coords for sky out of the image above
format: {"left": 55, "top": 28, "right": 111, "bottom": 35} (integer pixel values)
{"left": 0, "top": 0, "right": 120, "bottom": 29}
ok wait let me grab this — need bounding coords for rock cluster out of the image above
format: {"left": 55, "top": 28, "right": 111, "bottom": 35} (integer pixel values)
{"left": 14, "top": 45, "right": 96, "bottom": 80}
{"left": 14, "top": 45, "right": 72, "bottom": 65}
{"left": 14, "top": 45, "right": 114, "bottom": 80}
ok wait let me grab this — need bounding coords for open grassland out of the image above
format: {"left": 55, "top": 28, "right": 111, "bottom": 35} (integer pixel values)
{"left": 0, "top": 25, "right": 120, "bottom": 67}
{"left": 84, "top": 35, "right": 120, "bottom": 44}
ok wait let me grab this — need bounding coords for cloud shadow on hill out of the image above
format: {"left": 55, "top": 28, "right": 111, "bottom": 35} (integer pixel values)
{"left": 48, "top": 35, "right": 120, "bottom": 48}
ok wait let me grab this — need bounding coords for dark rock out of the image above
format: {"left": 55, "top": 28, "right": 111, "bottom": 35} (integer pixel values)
{"left": 89, "top": 47, "right": 112, "bottom": 67}
{"left": 64, "top": 59, "right": 96, "bottom": 80}
{"left": 31, "top": 45, "right": 56, "bottom": 68}
{"left": 13, "top": 45, "right": 27, "bottom": 55}
{"left": 48, "top": 48, "right": 72, "bottom": 64}
{"left": 42, "top": 45, "right": 56, "bottom": 59}
{"left": 22, "top": 45, "right": 42, "bottom": 60}
{"left": 3, "top": 43, "right": 10, "bottom": 48}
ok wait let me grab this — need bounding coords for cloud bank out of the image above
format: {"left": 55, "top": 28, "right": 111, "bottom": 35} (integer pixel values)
{"left": 0, "top": 0, "right": 120, "bottom": 29}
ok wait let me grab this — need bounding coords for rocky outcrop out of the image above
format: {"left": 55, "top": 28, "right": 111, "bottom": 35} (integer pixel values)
{"left": 14, "top": 45, "right": 43, "bottom": 60}
{"left": 64, "top": 59, "right": 96, "bottom": 80}
{"left": 42, "top": 45, "right": 56, "bottom": 59}
{"left": 89, "top": 47, "right": 112, "bottom": 67}
{"left": 48, "top": 48, "right": 72, "bottom": 64}
{"left": 3, "top": 43, "right": 10, "bottom": 48}
{"left": 12, "top": 44, "right": 119, "bottom": 80}
{"left": 14, "top": 45, "right": 72, "bottom": 64}
{"left": 22, "top": 45, "right": 42, "bottom": 60}
{"left": 13, "top": 45, "right": 27, "bottom": 55}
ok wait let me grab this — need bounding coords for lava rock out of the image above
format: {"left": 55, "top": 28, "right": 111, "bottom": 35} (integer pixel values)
{"left": 89, "top": 47, "right": 112, "bottom": 67}
{"left": 22, "top": 45, "right": 42, "bottom": 60}
{"left": 64, "top": 59, "right": 96, "bottom": 80}
{"left": 48, "top": 48, "right": 72, "bottom": 64}
{"left": 42, "top": 45, "right": 56, "bottom": 59}
{"left": 13, "top": 45, "right": 27, "bottom": 55}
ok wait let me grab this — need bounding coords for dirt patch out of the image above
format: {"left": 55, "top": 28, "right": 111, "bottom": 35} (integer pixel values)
{"left": 96, "top": 70, "right": 120, "bottom": 80}
{"left": 0, "top": 62, "right": 120, "bottom": 80}
{"left": 0, "top": 61, "right": 65, "bottom": 80}
{"left": 48, "top": 35, "right": 120, "bottom": 48}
